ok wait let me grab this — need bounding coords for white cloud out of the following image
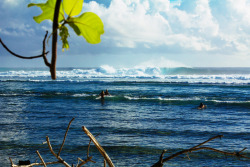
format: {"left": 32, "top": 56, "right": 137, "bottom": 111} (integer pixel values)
{"left": 214, "top": 0, "right": 250, "bottom": 53}
{"left": 0, "top": 23, "right": 35, "bottom": 37}
{"left": 83, "top": 0, "right": 219, "bottom": 51}
{"left": 136, "top": 57, "right": 188, "bottom": 68}
{"left": 228, "top": 0, "right": 250, "bottom": 26}
{"left": 1, "top": 0, "right": 250, "bottom": 67}
{"left": 3, "top": 0, "right": 18, "bottom": 6}
{"left": 2, "top": 0, "right": 28, "bottom": 7}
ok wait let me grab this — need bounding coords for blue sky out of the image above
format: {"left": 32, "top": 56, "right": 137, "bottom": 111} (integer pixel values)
{"left": 1, "top": 0, "right": 250, "bottom": 68}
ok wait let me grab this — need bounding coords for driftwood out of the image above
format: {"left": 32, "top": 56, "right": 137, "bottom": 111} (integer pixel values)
{"left": 9, "top": 118, "right": 249, "bottom": 167}
{"left": 82, "top": 126, "right": 115, "bottom": 167}
{"left": 152, "top": 135, "right": 250, "bottom": 167}
{"left": 9, "top": 118, "right": 114, "bottom": 167}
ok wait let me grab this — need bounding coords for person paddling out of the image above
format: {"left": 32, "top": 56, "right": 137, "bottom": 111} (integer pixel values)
{"left": 198, "top": 102, "right": 206, "bottom": 109}
{"left": 105, "top": 89, "right": 110, "bottom": 96}
{"left": 99, "top": 90, "right": 105, "bottom": 99}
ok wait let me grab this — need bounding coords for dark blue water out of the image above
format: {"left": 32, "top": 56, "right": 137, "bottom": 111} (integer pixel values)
{"left": 0, "top": 67, "right": 249, "bottom": 166}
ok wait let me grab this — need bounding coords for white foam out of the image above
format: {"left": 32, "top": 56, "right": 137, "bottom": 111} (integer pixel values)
{"left": 1, "top": 66, "right": 250, "bottom": 84}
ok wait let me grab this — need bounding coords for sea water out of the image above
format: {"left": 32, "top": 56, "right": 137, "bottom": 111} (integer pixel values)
{"left": 0, "top": 66, "right": 249, "bottom": 166}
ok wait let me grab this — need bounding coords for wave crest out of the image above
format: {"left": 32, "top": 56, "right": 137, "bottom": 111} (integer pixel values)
{"left": 0, "top": 66, "right": 250, "bottom": 84}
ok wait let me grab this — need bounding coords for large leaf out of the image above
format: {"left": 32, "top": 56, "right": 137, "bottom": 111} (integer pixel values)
{"left": 28, "top": 0, "right": 64, "bottom": 23}
{"left": 63, "top": 0, "right": 83, "bottom": 17}
{"left": 68, "top": 12, "right": 104, "bottom": 44}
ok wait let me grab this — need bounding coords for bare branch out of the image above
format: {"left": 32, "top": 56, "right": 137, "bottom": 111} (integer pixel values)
{"left": 239, "top": 147, "right": 247, "bottom": 154}
{"left": 36, "top": 150, "right": 47, "bottom": 167}
{"left": 0, "top": 37, "right": 49, "bottom": 59}
{"left": 87, "top": 133, "right": 100, "bottom": 158}
{"left": 42, "top": 31, "right": 51, "bottom": 67}
{"left": 77, "top": 157, "right": 95, "bottom": 167}
{"left": 9, "top": 160, "right": 60, "bottom": 167}
{"left": 152, "top": 135, "right": 250, "bottom": 167}
{"left": 190, "top": 135, "right": 223, "bottom": 150}
{"left": 46, "top": 136, "right": 71, "bottom": 167}
{"left": 58, "top": 117, "right": 75, "bottom": 157}
{"left": 104, "top": 159, "right": 106, "bottom": 167}
{"left": 82, "top": 126, "right": 115, "bottom": 167}
{"left": 9, "top": 157, "right": 14, "bottom": 167}
{"left": 151, "top": 150, "right": 167, "bottom": 167}
{"left": 193, "top": 147, "right": 250, "bottom": 159}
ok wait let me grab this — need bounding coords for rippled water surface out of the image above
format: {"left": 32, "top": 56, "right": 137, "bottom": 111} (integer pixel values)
{"left": 0, "top": 67, "right": 249, "bottom": 166}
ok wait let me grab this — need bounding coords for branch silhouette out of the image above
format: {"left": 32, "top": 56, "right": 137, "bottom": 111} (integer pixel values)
{"left": 152, "top": 135, "right": 249, "bottom": 167}
{"left": 0, "top": 34, "right": 49, "bottom": 59}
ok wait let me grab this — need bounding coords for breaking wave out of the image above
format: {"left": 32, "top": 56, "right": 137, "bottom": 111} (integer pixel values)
{"left": 0, "top": 66, "right": 250, "bottom": 84}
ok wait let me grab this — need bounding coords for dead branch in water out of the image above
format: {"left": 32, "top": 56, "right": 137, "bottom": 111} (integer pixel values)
{"left": 82, "top": 126, "right": 115, "bottom": 167}
{"left": 9, "top": 118, "right": 98, "bottom": 167}
{"left": 151, "top": 135, "right": 250, "bottom": 167}
{"left": 9, "top": 118, "right": 249, "bottom": 167}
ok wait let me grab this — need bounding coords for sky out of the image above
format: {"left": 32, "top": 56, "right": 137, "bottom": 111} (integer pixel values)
{"left": 1, "top": 0, "right": 250, "bottom": 68}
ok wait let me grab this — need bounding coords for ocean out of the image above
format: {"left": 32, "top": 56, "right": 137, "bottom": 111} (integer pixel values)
{"left": 0, "top": 66, "right": 249, "bottom": 166}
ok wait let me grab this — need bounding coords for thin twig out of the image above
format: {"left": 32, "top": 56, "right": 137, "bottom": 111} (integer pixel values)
{"left": 193, "top": 147, "right": 250, "bottom": 159}
{"left": 239, "top": 147, "right": 247, "bottom": 154}
{"left": 36, "top": 150, "right": 47, "bottom": 167}
{"left": 186, "top": 153, "right": 190, "bottom": 160}
{"left": 82, "top": 126, "right": 115, "bottom": 167}
{"left": 190, "top": 135, "right": 223, "bottom": 150}
{"left": 0, "top": 38, "right": 49, "bottom": 59}
{"left": 58, "top": 117, "right": 75, "bottom": 157}
{"left": 104, "top": 159, "right": 106, "bottom": 167}
{"left": 42, "top": 31, "right": 51, "bottom": 67}
{"left": 46, "top": 136, "right": 71, "bottom": 167}
{"left": 77, "top": 157, "right": 95, "bottom": 167}
{"left": 9, "top": 157, "right": 14, "bottom": 167}
{"left": 151, "top": 150, "right": 167, "bottom": 167}
{"left": 87, "top": 133, "right": 100, "bottom": 158}
{"left": 151, "top": 135, "right": 250, "bottom": 167}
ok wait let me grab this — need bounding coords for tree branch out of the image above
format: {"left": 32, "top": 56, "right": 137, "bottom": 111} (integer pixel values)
{"left": 151, "top": 135, "right": 250, "bottom": 167}
{"left": 10, "top": 161, "right": 60, "bottom": 167}
{"left": 58, "top": 117, "right": 75, "bottom": 157}
{"left": 9, "top": 157, "right": 14, "bottom": 167}
{"left": 0, "top": 37, "right": 49, "bottom": 59}
{"left": 46, "top": 136, "right": 71, "bottom": 167}
{"left": 36, "top": 150, "right": 47, "bottom": 167}
{"left": 151, "top": 150, "right": 167, "bottom": 167}
{"left": 82, "top": 126, "right": 115, "bottom": 167}
{"left": 77, "top": 157, "right": 94, "bottom": 167}
{"left": 192, "top": 147, "right": 250, "bottom": 159}
{"left": 42, "top": 31, "right": 51, "bottom": 67}
{"left": 190, "top": 135, "right": 223, "bottom": 150}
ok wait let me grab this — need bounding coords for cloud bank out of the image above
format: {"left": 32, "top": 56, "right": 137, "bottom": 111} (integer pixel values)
{"left": 1, "top": 0, "right": 250, "bottom": 67}
{"left": 82, "top": 0, "right": 249, "bottom": 53}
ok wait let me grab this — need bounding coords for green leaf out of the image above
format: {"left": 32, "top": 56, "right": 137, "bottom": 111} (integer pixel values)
{"left": 68, "top": 12, "right": 104, "bottom": 44}
{"left": 28, "top": 0, "right": 64, "bottom": 23}
{"left": 63, "top": 0, "right": 83, "bottom": 17}
{"left": 59, "top": 25, "right": 70, "bottom": 51}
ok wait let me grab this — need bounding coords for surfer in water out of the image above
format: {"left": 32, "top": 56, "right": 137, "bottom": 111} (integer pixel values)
{"left": 99, "top": 90, "right": 105, "bottom": 99}
{"left": 105, "top": 89, "right": 110, "bottom": 96}
{"left": 198, "top": 102, "right": 207, "bottom": 109}
{"left": 99, "top": 89, "right": 111, "bottom": 100}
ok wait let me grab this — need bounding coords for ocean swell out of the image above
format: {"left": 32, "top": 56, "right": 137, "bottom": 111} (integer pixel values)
{"left": 0, "top": 66, "right": 250, "bottom": 84}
